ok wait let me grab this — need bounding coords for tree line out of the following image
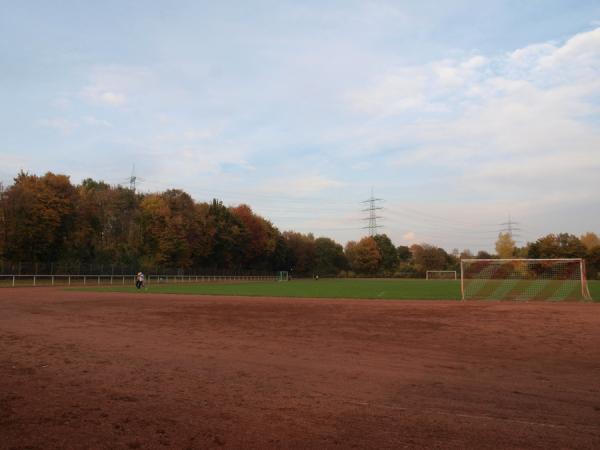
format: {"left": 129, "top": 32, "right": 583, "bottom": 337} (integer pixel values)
{"left": 0, "top": 172, "right": 598, "bottom": 278}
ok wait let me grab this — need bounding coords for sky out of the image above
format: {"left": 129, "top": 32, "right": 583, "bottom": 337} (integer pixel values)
{"left": 1, "top": 0, "right": 599, "bottom": 252}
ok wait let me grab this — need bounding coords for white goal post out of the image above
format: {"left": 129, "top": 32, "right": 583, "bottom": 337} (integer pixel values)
{"left": 277, "top": 271, "right": 289, "bottom": 282}
{"left": 426, "top": 270, "right": 457, "bottom": 280}
{"left": 460, "top": 258, "right": 592, "bottom": 301}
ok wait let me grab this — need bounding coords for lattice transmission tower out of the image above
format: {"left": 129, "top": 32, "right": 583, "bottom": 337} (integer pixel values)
{"left": 361, "top": 188, "right": 383, "bottom": 236}
{"left": 499, "top": 214, "right": 521, "bottom": 239}
{"left": 124, "top": 164, "right": 144, "bottom": 193}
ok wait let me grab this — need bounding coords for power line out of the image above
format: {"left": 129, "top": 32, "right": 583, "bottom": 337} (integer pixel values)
{"left": 361, "top": 187, "right": 383, "bottom": 237}
{"left": 499, "top": 213, "right": 521, "bottom": 239}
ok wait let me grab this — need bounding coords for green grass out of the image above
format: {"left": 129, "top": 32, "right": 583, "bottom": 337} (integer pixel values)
{"left": 84, "top": 278, "right": 600, "bottom": 301}
{"left": 87, "top": 278, "right": 462, "bottom": 300}
{"left": 590, "top": 280, "right": 600, "bottom": 300}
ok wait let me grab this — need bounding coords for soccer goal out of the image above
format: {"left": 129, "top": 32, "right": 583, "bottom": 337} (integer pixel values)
{"left": 277, "top": 271, "right": 289, "bottom": 282}
{"left": 460, "top": 258, "right": 592, "bottom": 301}
{"left": 426, "top": 270, "right": 457, "bottom": 280}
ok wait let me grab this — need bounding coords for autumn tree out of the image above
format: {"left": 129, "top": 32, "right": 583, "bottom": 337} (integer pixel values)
{"left": 345, "top": 237, "right": 381, "bottom": 274}
{"left": 231, "top": 204, "right": 279, "bottom": 269}
{"left": 495, "top": 232, "right": 516, "bottom": 258}
{"left": 411, "top": 244, "right": 449, "bottom": 273}
{"left": 580, "top": 232, "right": 600, "bottom": 251}
{"left": 2, "top": 172, "right": 77, "bottom": 263}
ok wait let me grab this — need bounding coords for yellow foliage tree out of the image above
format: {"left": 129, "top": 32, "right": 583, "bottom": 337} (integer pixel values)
{"left": 580, "top": 232, "right": 600, "bottom": 250}
{"left": 495, "top": 232, "right": 515, "bottom": 258}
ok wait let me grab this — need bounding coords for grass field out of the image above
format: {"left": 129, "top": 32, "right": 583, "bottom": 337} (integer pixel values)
{"left": 89, "top": 278, "right": 600, "bottom": 301}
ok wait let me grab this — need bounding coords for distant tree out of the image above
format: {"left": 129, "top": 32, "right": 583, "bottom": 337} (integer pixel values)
{"left": 411, "top": 243, "right": 448, "bottom": 272}
{"left": 0, "top": 182, "right": 6, "bottom": 259}
{"left": 580, "top": 232, "right": 600, "bottom": 251}
{"left": 206, "top": 199, "right": 249, "bottom": 269}
{"left": 314, "top": 237, "right": 347, "bottom": 276}
{"left": 345, "top": 237, "right": 381, "bottom": 274}
{"left": 586, "top": 246, "right": 600, "bottom": 280}
{"left": 459, "top": 249, "right": 474, "bottom": 259}
{"left": 373, "top": 234, "right": 398, "bottom": 272}
{"left": 513, "top": 245, "right": 529, "bottom": 258}
{"left": 2, "top": 172, "right": 77, "bottom": 263}
{"left": 282, "top": 231, "right": 316, "bottom": 275}
{"left": 476, "top": 250, "right": 493, "bottom": 259}
{"left": 495, "top": 232, "right": 516, "bottom": 258}
{"left": 528, "top": 233, "right": 586, "bottom": 259}
{"left": 231, "top": 204, "right": 279, "bottom": 269}
{"left": 396, "top": 245, "right": 411, "bottom": 262}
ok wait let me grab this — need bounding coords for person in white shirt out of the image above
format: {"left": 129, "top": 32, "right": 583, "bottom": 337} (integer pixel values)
{"left": 135, "top": 272, "right": 145, "bottom": 289}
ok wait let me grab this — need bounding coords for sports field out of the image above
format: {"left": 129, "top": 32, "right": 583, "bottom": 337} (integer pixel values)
{"left": 94, "top": 278, "right": 600, "bottom": 301}
{"left": 2, "top": 286, "right": 600, "bottom": 449}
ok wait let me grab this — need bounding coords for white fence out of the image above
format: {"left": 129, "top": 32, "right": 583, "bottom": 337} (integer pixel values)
{"left": 0, "top": 274, "right": 276, "bottom": 288}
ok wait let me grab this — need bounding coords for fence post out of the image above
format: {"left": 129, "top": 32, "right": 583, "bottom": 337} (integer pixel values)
{"left": 68, "top": 276, "right": 71, "bottom": 286}
{"left": 84, "top": 276, "right": 86, "bottom": 285}
{"left": 52, "top": 276, "right": 54, "bottom": 286}
{"left": 98, "top": 275, "right": 100, "bottom": 285}
{"left": 33, "top": 275, "right": 36, "bottom": 287}
{"left": 12, "top": 275, "right": 15, "bottom": 287}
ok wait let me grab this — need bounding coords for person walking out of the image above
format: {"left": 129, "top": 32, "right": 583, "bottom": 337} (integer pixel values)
{"left": 135, "top": 272, "right": 145, "bottom": 289}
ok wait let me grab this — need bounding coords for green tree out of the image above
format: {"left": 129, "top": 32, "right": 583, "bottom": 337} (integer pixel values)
{"left": 314, "top": 237, "right": 347, "bottom": 276}
{"left": 206, "top": 199, "right": 249, "bottom": 269}
{"left": 373, "top": 234, "right": 398, "bottom": 273}
{"left": 396, "top": 245, "right": 411, "bottom": 262}
{"left": 527, "top": 233, "right": 586, "bottom": 258}
{"left": 282, "top": 231, "right": 316, "bottom": 275}
{"left": 585, "top": 246, "right": 600, "bottom": 280}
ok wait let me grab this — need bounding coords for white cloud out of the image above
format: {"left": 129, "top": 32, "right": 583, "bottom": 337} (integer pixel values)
{"left": 344, "top": 27, "right": 600, "bottom": 200}
{"left": 182, "top": 127, "right": 222, "bottom": 141}
{"left": 345, "top": 68, "right": 426, "bottom": 115}
{"left": 259, "top": 175, "right": 344, "bottom": 197}
{"left": 402, "top": 231, "right": 416, "bottom": 241}
{"left": 538, "top": 27, "right": 600, "bottom": 70}
{"left": 52, "top": 97, "right": 71, "bottom": 109}
{"left": 82, "top": 116, "right": 112, "bottom": 127}
{"left": 82, "top": 87, "right": 126, "bottom": 106}
{"left": 80, "top": 65, "right": 153, "bottom": 107}
{"left": 38, "top": 117, "right": 77, "bottom": 134}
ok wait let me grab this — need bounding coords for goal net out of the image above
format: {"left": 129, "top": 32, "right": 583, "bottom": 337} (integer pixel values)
{"left": 426, "top": 270, "right": 457, "bottom": 280}
{"left": 460, "top": 259, "right": 591, "bottom": 301}
{"left": 277, "top": 271, "right": 289, "bottom": 282}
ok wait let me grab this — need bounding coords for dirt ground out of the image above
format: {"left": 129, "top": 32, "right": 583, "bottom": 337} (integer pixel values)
{"left": 1, "top": 288, "right": 600, "bottom": 449}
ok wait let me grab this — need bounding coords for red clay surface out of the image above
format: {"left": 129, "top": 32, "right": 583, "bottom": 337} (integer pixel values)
{"left": 1, "top": 288, "right": 600, "bottom": 449}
